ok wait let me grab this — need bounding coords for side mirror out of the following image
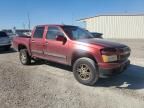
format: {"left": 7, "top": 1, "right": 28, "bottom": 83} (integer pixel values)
{"left": 56, "top": 35, "right": 66, "bottom": 43}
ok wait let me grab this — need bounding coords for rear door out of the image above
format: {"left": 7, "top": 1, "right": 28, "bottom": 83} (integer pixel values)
{"left": 44, "top": 26, "right": 68, "bottom": 64}
{"left": 31, "top": 26, "right": 45, "bottom": 57}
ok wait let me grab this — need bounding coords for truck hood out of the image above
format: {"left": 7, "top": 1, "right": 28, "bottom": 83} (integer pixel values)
{"left": 78, "top": 38, "right": 127, "bottom": 48}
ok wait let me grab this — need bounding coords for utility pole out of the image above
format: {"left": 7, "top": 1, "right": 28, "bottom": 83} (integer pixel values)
{"left": 27, "top": 12, "right": 31, "bottom": 30}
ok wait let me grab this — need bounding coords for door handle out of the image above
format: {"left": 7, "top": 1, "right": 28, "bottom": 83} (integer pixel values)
{"left": 32, "top": 40, "right": 35, "bottom": 43}
{"left": 46, "top": 42, "right": 48, "bottom": 45}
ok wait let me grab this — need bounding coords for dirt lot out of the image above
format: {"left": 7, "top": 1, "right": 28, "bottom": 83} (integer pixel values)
{"left": 0, "top": 39, "right": 144, "bottom": 108}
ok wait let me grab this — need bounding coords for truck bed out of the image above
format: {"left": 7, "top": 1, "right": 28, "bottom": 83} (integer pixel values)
{"left": 19, "top": 35, "right": 31, "bottom": 38}
{"left": 12, "top": 36, "right": 31, "bottom": 52}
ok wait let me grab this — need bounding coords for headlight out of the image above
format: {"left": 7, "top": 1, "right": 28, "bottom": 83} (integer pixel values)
{"left": 102, "top": 55, "right": 118, "bottom": 62}
{"left": 101, "top": 48, "right": 118, "bottom": 62}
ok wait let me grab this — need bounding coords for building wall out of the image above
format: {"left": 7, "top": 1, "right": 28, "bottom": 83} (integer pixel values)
{"left": 84, "top": 16, "right": 144, "bottom": 39}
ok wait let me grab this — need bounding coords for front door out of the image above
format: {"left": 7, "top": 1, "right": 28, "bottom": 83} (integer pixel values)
{"left": 44, "top": 26, "right": 68, "bottom": 64}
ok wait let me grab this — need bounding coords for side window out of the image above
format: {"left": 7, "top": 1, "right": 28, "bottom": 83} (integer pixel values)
{"left": 47, "top": 27, "right": 64, "bottom": 40}
{"left": 33, "top": 27, "right": 45, "bottom": 38}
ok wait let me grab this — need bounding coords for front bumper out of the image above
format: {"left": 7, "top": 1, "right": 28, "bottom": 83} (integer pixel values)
{"left": 0, "top": 44, "right": 11, "bottom": 48}
{"left": 98, "top": 60, "right": 130, "bottom": 78}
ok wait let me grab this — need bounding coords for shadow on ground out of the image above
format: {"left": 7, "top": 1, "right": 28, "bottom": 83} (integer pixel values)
{"left": 30, "top": 60, "right": 72, "bottom": 71}
{"left": 96, "top": 64, "right": 144, "bottom": 90}
{"left": 29, "top": 60, "right": 144, "bottom": 90}
{"left": 0, "top": 48, "right": 16, "bottom": 54}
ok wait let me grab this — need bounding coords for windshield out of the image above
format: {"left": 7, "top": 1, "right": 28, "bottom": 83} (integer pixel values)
{"left": 2, "top": 30, "right": 13, "bottom": 34}
{"left": 62, "top": 26, "right": 94, "bottom": 40}
{"left": 0, "top": 32, "right": 8, "bottom": 37}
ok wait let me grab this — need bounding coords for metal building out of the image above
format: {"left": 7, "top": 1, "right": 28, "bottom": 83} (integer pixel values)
{"left": 79, "top": 13, "right": 144, "bottom": 39}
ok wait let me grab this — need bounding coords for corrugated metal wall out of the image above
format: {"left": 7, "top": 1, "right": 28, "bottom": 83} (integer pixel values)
{"left": 84, "top": 16, "right": 144, "bottom": 39}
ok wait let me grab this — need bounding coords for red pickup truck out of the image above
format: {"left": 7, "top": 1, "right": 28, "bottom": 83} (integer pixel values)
{"left": 13, "top": 25, "right": 131, "bottom": 85}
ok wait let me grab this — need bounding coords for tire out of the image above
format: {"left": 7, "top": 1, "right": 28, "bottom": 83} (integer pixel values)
{"left": 73, "top": 57, "right": 99, "bottom": 86}
{"left": 19, "top": 49, "right": 31, "bottom": 65}
{"left": 4, "top": 46, "right": 10, "bottom": 51}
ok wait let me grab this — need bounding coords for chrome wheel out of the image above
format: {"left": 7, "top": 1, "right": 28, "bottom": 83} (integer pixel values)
{"left": 19, "top": 49, "right": 31, "bottom": 65}
{"left": 77, "top": 64, "right": 91, "bottom": 80}
{"left": 20, "top": 52, "right": 26, "bottom": 63}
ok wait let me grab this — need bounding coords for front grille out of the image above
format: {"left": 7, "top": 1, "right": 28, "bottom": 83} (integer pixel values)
{"left": 119, "top": 47, "right": 131, "bottom": 52}
{"left": 118, "top": 47, "right": 131, "bottom": 62}
{"left": 118, "top": 53, "right": 130, "bottom": 61}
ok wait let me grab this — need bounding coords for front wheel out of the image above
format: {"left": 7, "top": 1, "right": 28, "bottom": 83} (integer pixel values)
{"left": 19, "top": 49, "right": 31, "bottom": 65}
{"left": 73, "top": 57, "right": 99, "bottom": 86}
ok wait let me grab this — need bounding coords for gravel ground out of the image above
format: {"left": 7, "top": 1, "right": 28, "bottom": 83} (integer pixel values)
{"left": 0, "top": 39, "right": 144, "bottom": 108}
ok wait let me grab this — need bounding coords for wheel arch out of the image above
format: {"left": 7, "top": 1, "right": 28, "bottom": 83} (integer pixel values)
{"left": 18, "top": 44, "right": 27, "bottom": 51}
{"left": 18, "top": 44, "right": 31, "bottom": 55}
{"left": 71, "top": 50, "right": 98, "bottom": 66}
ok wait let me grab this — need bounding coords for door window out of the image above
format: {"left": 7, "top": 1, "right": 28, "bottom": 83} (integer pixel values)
{"left": 46, "top": 27, "right": 64, "bottom": 40}
{"left": 33, "top": 27, "right": 45, "bottom": 38}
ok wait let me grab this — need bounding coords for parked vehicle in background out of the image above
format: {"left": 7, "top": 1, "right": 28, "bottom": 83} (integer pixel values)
{"left": 91, "top": 32, "right": 103, "bottom": 38}
{"left": 13, "top": 25, "right": 131, "bottom": 86}
{"left": 2, "top": 29, "right": 13, "bottom": 36}
{"left": 15, "top": 29, "right": 31, "bottom": 36}
{"left": 0, "top": 31, "right": 11, "bottom": 50}
{"left": 2, "top": 29, "right": 31, "bottom": 42}
{"left": 2, "top": 29, "right": 16, "bottom": 41}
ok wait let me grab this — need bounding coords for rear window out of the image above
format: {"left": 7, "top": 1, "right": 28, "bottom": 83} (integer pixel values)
{"left": 0, "top": 32, "right": 8, "bottom": 37}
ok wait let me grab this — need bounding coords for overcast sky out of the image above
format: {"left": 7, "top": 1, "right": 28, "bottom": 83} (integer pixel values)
{"left": 0, "top": 0, "right": 144, "bottom": 29}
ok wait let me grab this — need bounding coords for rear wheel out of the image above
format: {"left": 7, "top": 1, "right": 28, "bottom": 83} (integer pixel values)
{"left": 19, "top": 49, "right": 31, "bottom": 65}
{"left": 73, "top": 57, "right": 99, "bottom": 86}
